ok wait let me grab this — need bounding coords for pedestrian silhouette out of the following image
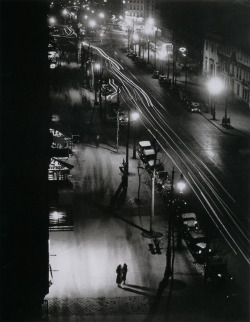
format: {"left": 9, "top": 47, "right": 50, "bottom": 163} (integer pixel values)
{"left": 122, "top": 263, "right": 128, "bottom": 285}
{"left": 116, "top": 264, "right": 123, "bottom": 288}
{"left": 95, "top": 134, "right": 100, "bottom": 148}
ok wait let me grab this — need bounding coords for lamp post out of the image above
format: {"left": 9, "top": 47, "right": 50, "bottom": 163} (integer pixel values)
{"left": 207, "top": 77, "right": 224, "bottom": 120}
{"left": 179, "top": 47, "right": 187, "bottom": 91}
{"left": 89, "top": 19, "right": 96, "bottom": 41}
{"left": 144, "top": 18, "right": 154, "bottom": 64}
{"left": 163, "top": 168, "right": 186, "bottom": 285}
{"left": 94, "top": 63, "right": 100, "bottom": 103}
{"left": 124, "top": 110, "right": 139, "bottom": 176}
{"left": 133, "top": 33, "right": 139, "bottom": 54}
{"left": 62, "top": 9, "right": 68, "bottom": 24}
{"left": 158, "top": 47, "right": 167, "bottom": 75}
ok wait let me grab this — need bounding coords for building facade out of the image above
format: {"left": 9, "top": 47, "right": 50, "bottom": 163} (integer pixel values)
{"left": 203, "top": 33, "right": 220, "bottom": 78}
{"left": 203, "top": 33, "right": 250, "bottom": 105}
{"left": 125, "top": 0, "right": 156, "bottom": 19}
{"left": 218, "top": 44, "right": 250, "bottom": 104}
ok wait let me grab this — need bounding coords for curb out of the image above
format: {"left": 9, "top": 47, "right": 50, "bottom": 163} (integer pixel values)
{"left": 200, "top": 112, "right": 249, "bottom": 137}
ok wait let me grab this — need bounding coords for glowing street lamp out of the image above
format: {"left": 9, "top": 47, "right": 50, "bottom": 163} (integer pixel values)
{"left": 62, "top": 9, "right": 68, "bottom": 16}
{"left": 49, "top": 16, "right": 56, "bottom": 26}
{"left": 207, "top": 77, "right": 224, "bottom": 120}
{"left": 133, "top": 33, "right": 139, "bottom": 53}
{"left": 99, "top": 12, "right": 104, "bottom": 19}
{"left": 145, "top": 18, "right": 154, "bottom": 64}
{"left": 89, "top": 19, "right": 96, "bottom": 28}
{"left": 158, "top": 47, "right": 167, "bottom": 75}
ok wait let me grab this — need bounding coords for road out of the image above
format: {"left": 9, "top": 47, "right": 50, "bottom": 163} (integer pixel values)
{"left": 46, "top": 31, "right": 249, "bottom": 321}
{"left": 81, "top": 31, "right": 250, "bottom": 272}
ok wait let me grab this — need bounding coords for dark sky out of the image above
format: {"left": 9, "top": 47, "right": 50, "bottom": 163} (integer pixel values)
{"left": 157, "top": 0, "right": 250, "bottom": 51}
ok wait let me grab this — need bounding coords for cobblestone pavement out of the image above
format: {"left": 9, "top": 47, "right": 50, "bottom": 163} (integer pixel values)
{"left": 48, "top": 296, "right": 154, "bottom": 318}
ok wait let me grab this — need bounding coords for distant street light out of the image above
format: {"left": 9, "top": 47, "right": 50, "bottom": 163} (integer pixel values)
{"left": 133, "top": 33, "right": 139, "bottom": 53}
{"left": 144, "top": 18, "right": 154, "bottom": 64}
{"left": 179, "top": 47, "right": 187, "bottom": 90}
{"left": 49, "top": 16, "right": 56, "bottom": 26}
{"left": 94, "top": 63, "right": 101, "bottom": 103}
{"left": 158, "top": 47, "right": 167, "bottom": 75}
{"left": 62, "top": 9, "right": 68, "bottom": 16}
{"left": 99, "top": 12, "right": 104, "bottom": 19}
{"left": 89, "top": 19, "right": 96, "bottom": 28}
{"left": 207, "top": 77, "right": 224, "bottom": 120}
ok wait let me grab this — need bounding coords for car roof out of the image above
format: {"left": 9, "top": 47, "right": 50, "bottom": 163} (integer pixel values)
{"left": 188, "top": 230, "right": 206, "bottom": 239}
{"left": 181, "top": 212, "right": 196, "bottom": 219}
{"left": 139, "top": 141, "right": 152, "bottom": 147}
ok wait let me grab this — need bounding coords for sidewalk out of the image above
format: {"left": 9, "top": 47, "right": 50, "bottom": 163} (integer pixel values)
{"left": 46, "top": 48, "right": 248, "bottom": 321}
{"left": 47, "top": 84, "right": 229, "bottom": 322}
{"left": 176, "top": 73, "right": 250, "bottom": 137}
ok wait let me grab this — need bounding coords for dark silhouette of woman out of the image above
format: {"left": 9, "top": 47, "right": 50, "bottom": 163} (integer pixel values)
{"left": 122, "top": 263, "right": 128, "bottom": 285}
{"left": 116, "top": 264, "right": 122, "bottom": 287}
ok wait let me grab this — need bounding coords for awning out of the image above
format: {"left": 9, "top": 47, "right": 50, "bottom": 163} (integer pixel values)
{"left": 52, "top": 157, "right": 74, "bottom": 169}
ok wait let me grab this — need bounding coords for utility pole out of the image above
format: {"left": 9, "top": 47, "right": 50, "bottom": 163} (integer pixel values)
{"left": 116, "top": 86, "right": 121, "bottom": 152}
{"left": 172, "top": 43, "right": 175, "bottom": 85}
{"left": 125, "top": 111, "right": 130, "bottom": 175}
{"left": 164, "top": 167, "right": 175, "bottom": 282}
{"left": 150, "top": 167, "right": 156, "bottom": 235}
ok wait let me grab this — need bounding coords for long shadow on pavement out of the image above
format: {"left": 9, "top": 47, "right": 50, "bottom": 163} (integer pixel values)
{"left": 115, "top": 215, "right": 149, "bottom": 235}
{"left": 126, "top": 284, "right": 155, "bottom": 292}
{"left": 121, "top": 286, "right": 154, "bottom": 297}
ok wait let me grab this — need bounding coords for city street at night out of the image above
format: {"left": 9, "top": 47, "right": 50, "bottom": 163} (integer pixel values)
{"left": 1, "top": 0, "right": 250, "bottom": 321}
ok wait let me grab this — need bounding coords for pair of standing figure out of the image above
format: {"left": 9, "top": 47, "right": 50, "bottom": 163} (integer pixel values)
{"left": 116, "top": 263, "right": 127, "bottom": 287}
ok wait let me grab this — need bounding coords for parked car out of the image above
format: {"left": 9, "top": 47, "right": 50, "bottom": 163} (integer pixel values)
{"left": 146, "top": 159, "right": 164, "bottom": 175}
{"left": 179, "top": 212, "right": 199, "bottom": 233}
{"left": 187, "top": 101, "right": 201, "bottom": 113}
{"left": 152, "top": 70, "right": 160, "bottom": 79}
{"left": 155, "top": 171, "right": 169, "bottom": 185}
{"left": 118, "top": 111, "right": 128, "bottom": 125}
{"left": 135, "top": 56, "right": 144, "bottom": 64}
{"left": 158, "top": 75, "right": 167, "bottom": 85}
{"left": 204, "top": 255, "right": 229, "bottom": 287}
{"left": 138, "top": 140, "right": 155, "bottom": 155}
{"left": 186, "top": 229, "right": 212, "bottom": 262}
{"left": 140, "top": 148, "right": 156, "bottom": 165}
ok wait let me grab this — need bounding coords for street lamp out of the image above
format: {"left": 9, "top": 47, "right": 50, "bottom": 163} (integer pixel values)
{"left": 89, "top": 19, "right": 96, "bottom": 28}
{"left": 48, "top": 16, "right": 56, "bottom": 26}
{"left": 162, "top": 168, "right": 186, "bottom": 287}
{"left": 179, "top": 47, "right": 187, "bottom": 91}
{"left": 144, "top": 18, "right": 154, "bottom": 64}
{"left": 158, "top": 47, "right": 167, "bottom": 75}
{"left": 125, "top": 110, "right": 140, "bottom": 176}
{"left": 94, "top": 63, "right": 101, "bottom": 103}
{"left": 89, "top": 19, "right": 96, "bottom": 41}
{"left": 133, "top": 33, "right": 139, "bottom": 53}
{"left": 207, "top": 77, "right": 224, "bottom": 120}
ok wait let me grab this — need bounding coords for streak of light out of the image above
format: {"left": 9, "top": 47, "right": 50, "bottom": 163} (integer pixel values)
{"left": 79, "top": 43, "right": 250, "bottom": 264}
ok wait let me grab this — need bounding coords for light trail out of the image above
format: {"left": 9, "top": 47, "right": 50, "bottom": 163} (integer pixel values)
{"left": 81, "top": 42, "right": 250, "bottom": 265}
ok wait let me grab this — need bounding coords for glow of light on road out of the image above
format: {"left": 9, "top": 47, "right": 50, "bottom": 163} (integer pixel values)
{"left": 79, "top": 43, "right": 250, "bottom": 264}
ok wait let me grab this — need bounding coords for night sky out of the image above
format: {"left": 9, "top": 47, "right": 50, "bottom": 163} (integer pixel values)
{"left": 157, "top": 0, "right": 250, "bottom": 50}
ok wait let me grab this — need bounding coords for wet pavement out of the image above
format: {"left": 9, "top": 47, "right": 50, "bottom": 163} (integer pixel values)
{"left": 45, "top": 50, "right": 249, "bottom": 321}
